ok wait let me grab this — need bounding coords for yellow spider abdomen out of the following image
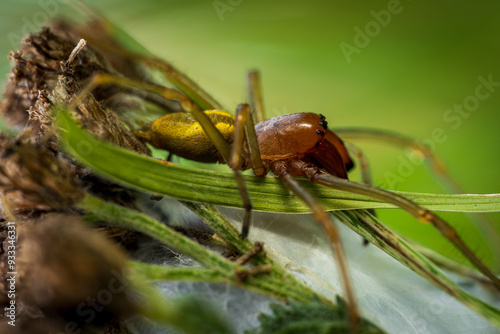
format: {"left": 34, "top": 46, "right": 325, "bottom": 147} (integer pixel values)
{"left": 138, "top": 110, "right": 235, "bottom": 163}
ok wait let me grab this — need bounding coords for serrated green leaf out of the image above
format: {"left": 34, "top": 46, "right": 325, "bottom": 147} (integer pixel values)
{"left": 245, "top": 298, "right": 384, "bottom": 334}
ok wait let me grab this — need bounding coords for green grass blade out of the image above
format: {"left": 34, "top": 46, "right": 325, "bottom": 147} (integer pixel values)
{"left": 334, "top": 210, "right": 500, "bottom": 327}
{"left": 79, "top": 193, "right": 317, "bottom": 304}
{"left": 57, "top": 110, "right": 500, "bottom": 214}
{"left": 58, "top": 110, "right": 500, "bottom": 328}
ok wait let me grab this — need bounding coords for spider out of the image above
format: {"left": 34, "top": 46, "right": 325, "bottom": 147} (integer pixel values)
{"left": 68, "top": 36, "right": 500, "bottom": 332}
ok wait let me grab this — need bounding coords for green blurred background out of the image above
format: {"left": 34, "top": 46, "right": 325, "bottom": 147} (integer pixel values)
{"left": 1, "top": 0, "right": 500, "bottom": 267}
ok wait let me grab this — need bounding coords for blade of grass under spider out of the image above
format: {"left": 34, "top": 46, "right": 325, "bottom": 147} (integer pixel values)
{"left": 334, "top": 209, "right": 500, "bottom": 328}
{"left": 57, "top": 110, "right": 500, "bottom": 214}
{"left": 61, "top": 111, "right": 500, "bottom": 328}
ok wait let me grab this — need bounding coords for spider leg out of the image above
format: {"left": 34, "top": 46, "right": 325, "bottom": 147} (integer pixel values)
{"left": 74, "top": 71, "right": 262, "bottom": 239}
{"left": 244, "top": 73, "right": 266, "bottom": 177}
{"left": 67, "top": 28, "right": 223, "bottom": 111}
{"left": 233, "top": 96, "right": 361, "bottom": 328}
{"left": 345, "top": 142, "right": 376, "bottom": 246}
{"left": 345, "top": 142, "right": 373, "bottom": 187}
{"left": 305, "top": 168, "right": 500, "bottom": 290}
{"left": 333, "top": 127, "right": 459, "bottom": 192}
{"left": 228, "top": 75, "right": 267, "bottom": 237}
{"left": 227, "top": 103, "right": 266, "bottom": 237}
{"left": 247, "top": 70, "right": 266, "bottom": 124}
{"left": 71, "top": 72, "right": 232, "bottom": 163}
{"left": 137, "top": 55, "right": 223, "bottom": 111}
{"left": 228, "top": 104, "right": 254, "bottom": 238}
{"left": 229, "top": 104, "right": 265, "bottom": 175}
{"left": 71, "top": 45, "right": 362, "bottom": 329}
{"left": 337, "top": 127, "right": 500, "bottom": 268}
{"left": 272, "top": 160, "right": 360, "bottom": 332}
